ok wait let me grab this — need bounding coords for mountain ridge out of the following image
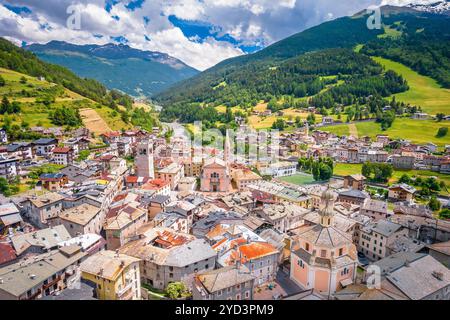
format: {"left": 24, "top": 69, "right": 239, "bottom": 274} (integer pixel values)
{"left": 25, "top": 41, "right": 199, "bottom": 97}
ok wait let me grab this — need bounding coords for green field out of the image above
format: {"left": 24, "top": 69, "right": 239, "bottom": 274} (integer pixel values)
{"left": 334, "top": 163, "right": 363, "bottom": 176}
{"left": 278, "top": 173, "right": 316, "bottom": 185}
{"left": 334, "top": 163, "right": 449, "bottom": 194}
{"left": 373, "top": 57, "right": 450, "bottom": 115}
{"left": 0, "top": 67, "right": 130, "bottom": 131}
{"left": 322, "top": 118, "right": 450, "bottom": 147}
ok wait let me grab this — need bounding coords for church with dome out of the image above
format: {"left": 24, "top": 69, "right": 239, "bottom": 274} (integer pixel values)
{"left": 290, "top": 188, "right": 358, "bottom": 296}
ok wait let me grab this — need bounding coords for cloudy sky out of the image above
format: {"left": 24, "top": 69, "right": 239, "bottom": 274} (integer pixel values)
{"left": 0, "top": 0, "right": 437, "bottom": 70}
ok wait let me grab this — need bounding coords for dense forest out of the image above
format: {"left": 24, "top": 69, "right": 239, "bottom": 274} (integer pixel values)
{"left": 159, "top": 48, "right": 409, "bottom": 124}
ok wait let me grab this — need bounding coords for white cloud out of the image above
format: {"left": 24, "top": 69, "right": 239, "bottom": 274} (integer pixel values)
{"left": 0, "top": 0, "right": 427, "bottom": 70}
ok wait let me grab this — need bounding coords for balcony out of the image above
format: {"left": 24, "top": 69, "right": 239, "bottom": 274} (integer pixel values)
{"left": 116, "top": 281, "right": 134, "bottom": 300}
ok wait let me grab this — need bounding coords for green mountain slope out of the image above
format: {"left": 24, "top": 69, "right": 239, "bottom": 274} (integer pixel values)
{"left": 155, "top": 6, "right": 450, "bottom": 113}
{"left": 26, "top": 42, "right": 199, "bottom": 97}
{"left": 0, "top": 38, "right": 132, "bottom": 107}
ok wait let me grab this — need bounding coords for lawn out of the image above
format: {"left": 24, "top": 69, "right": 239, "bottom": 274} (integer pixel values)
{"left": 334, "top": 163, "right": 363, "bottom": 176}
{"left": 278, "top": 173, "right": 316, "bottom": 185}
{"left": 321, "top": 118, "right": 450, "bottom": 148}
{"left": 373, "top": 56, "right": 450, "bottom": 115}
{"left": 333, "top": 163, "right": 449, "bottom": 194}
{"left": 248, "top": 108, "right": 330, "bottom": 130}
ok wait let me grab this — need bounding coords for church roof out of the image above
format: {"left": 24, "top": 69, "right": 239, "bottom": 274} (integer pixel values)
{"left": 203, "top": 157, "right": 227, "bottom": 168}
{"left": 296, "top": 224, "right": 353, "bottom": 248}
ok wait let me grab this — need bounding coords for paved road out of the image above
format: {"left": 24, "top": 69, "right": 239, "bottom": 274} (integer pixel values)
{"left": 275, "top": 268, "right": 303, "bottom": 296}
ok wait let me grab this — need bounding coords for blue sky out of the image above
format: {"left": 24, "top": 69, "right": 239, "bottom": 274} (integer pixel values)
{"left": 0, "top": 0, "right": 429, "bottom": 70}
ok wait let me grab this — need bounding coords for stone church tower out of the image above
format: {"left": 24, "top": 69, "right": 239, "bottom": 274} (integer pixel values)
{"left": 135, "top": 140, "right": 154, "bottom": 178}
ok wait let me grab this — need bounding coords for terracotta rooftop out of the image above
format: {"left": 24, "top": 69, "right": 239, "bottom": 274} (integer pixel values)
{"left": 0, "top": 243, "right": 16, "bottom": 265}
{"left": 52, "top": 147, "right": 71, "bottom": 153}
{"left": 141, "top": 179, "right": 169, "bottom": 190}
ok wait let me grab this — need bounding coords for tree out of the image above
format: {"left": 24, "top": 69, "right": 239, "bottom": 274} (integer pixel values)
{"left": 20, "top": 76, "right": 27, "bottom": 84}
{"left": 0, "top": 96, "right": 10, "bottom": 114}
{"left": 271, "top": 119, "right": 286, "bottom": 131}
{"left": 428, "top": 196, "right": 441, "bottom": 211}
{"left": 77, "top": 150, "right": 90, "bottom": 162}
{"left": 166, "top": 282, "right": 189, "bottom": 299}
{"left": 436, "top": 127, "right": 448, "bottom": 138}
{"left": 439, "top": 209, "right": 450, "bottom": 220}
{"left": 398, "top": 174, "right": 411, "bottom": 184}
{"left": 436, "top": 113, "right": 445, "bottom": 122}
{"left": 361, "top": 162, "right": 393, "bottom": 183}
{"left": 0, "top": 75, "right": 5, "bottom": 87}
{"left": 0, "top": 177, "right": 12, "bottom": 196}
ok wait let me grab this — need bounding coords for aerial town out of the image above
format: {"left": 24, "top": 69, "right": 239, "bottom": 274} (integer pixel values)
{"left": 0, "top": 119, "right": 449, "bottom": 301}
{"left": 0, "top": 0, "right": 449, "bottom": 304}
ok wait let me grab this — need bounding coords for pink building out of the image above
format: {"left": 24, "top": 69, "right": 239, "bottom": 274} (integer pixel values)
{"left": 200, "top": 157, "right": 232, "bottom": 193}
{"left": 290, "top": 189, "right": 358, "bottom": 296}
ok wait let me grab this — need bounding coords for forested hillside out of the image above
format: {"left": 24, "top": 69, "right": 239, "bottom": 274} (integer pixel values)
{"left": 0, "top": 38, "right": 132, "bottom": 107}
{"left": 156, "top": 6, "right": 449, "bottom": 123}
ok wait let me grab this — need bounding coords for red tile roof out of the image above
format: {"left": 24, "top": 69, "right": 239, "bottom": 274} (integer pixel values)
{"left": 237, "top": 242, "right": 278, "bottom": 262}
{"left": 125, "top": 176, "right": 138, "bottom": 183}
{"left": 141, "top": 179, "right": 169, "bottom": 190}
{"left": 101, "top": 131, "right": 121, "bottom": 138}
{"left": 99, "top": 154, "right": 116, "bottom": 161}
{"left": 0, "top": 243, "right": 16, "bottom": 265}
{"left": 52, "top": 147, "right": 71, "bottom": 153}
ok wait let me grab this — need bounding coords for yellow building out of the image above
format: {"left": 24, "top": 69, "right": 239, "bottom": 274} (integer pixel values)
{"left": 80, "top": 250, "right": 141, "bottom": 300}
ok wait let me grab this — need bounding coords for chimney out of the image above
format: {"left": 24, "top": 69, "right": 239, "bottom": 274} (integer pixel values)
{"left": 432, "top": 271, "right": 444, "bottom": 281}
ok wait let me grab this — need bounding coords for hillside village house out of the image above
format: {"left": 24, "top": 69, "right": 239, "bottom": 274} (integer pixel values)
{"left": 0, "top": 245, "right": 86, "bottom": 300}
{"left": 139, "top": 179, "right": 171, "bottom": 196}
{"left": 231, "top": 167, "right": 262, "bottom": 191}
{"left": 208, "top": 224, "right": 280, "bottom": 286}
{"left": 0, "top": 156, "right": 18, "bottom": 179}
{"left": 147, "top": 195, "right": 171, "bottom": 219}
{"left": 56, "top": 203, "right": 103, "bottom": 237}
{"left": 360, "top": 199, "right": 389, "bottom": 221}
{"left": 39, "top": 173, "right": 69, "bottom": 191}
{"left": 6, "top": 142, "right": 33, "bottom": 160}
{"left": 358, "top": 220, "right": 408, "bottom": 261}
{"left": 80, "top": 250, "right": 141, "bottom": 300}
{"left": 51, "top": 147, "right": 74, "bottom": 166}
{"left": 259, "top": 161, "right": 297, "bottom": 178}
{"left": 248, "top": 180, "right": 311, "bottom": 208}
{"left": 155, "top": 162, "right": 184, "bottom": 190}
{"left": 392, "top": 154, "right": 415, "bottom": 170}
{"left": 34, "top": 138, "right": 58, "bottom": 156}
{"left": 388, "top": 184, "right": 416, "bottom": 202}
{"left": 254, "top": 203, "right": 310, "bottom": 233}
{"left": 336, "top": 253, "right": 450, "bottom": 300}
{"left": 119, "top": 227, "right": 217, "bottom": 290}
{"left": 193, "top": 266, "right": 256, "bottom": 300}
{"left": 105, "top": 205, "right": 148, "bottom": 250}
{"left": 343, "top": 174, "right": 366, "bottom": 191}
{"left": 178, "top": 176, "right": 197, "bottom": 192}
{"left": 0, "top": 203, "right": 22, "bottom": 235}
{"left": 63, "top": 137, "right": 90, "bottom": 155}
{"left": 21, "top": 193, "right": 66, "bottom": 229}
{"left": 10, "top": 225, "right": 71, "bottom": 257}
{"left": 337, "top": 189, "right": 369, "bottom": 206}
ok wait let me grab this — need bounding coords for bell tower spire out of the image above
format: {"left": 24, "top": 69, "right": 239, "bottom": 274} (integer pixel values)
{"left": 319, "top": 187, "right": 335, "bottom": 227}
